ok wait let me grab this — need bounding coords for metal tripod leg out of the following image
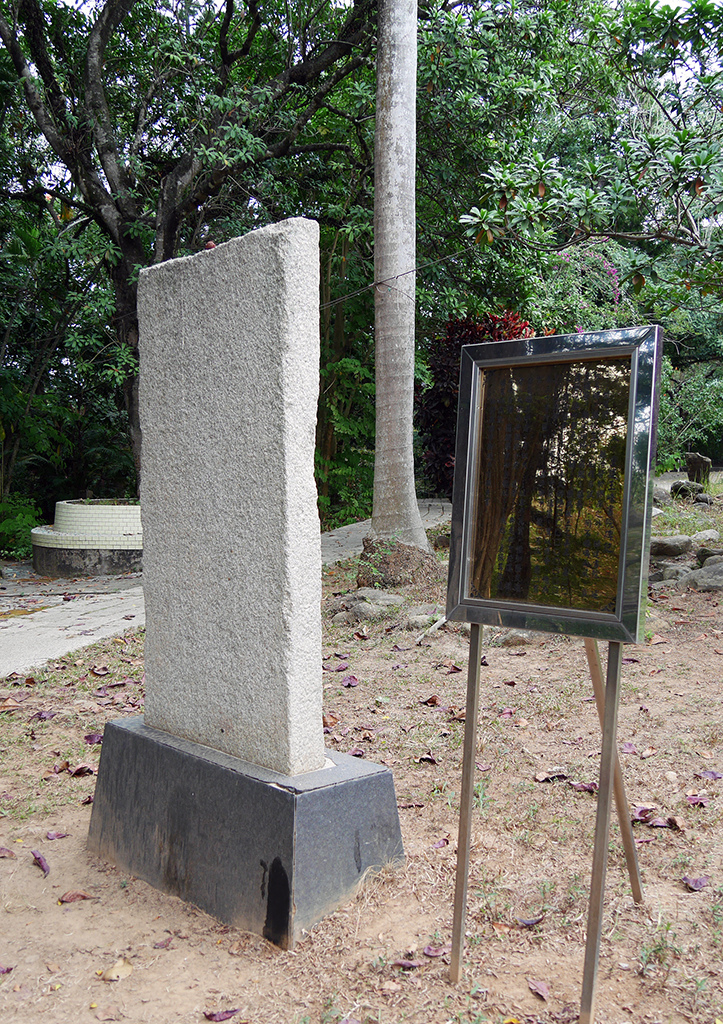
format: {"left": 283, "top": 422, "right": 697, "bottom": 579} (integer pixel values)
{"left": 579, "top": 640, "right": 623, "bottom": 1024}
{"left": 584, "top": 638, "right": 643, "bottom": 905}
{"left": 450, "top": 622, "right": 483, "bottom": 983}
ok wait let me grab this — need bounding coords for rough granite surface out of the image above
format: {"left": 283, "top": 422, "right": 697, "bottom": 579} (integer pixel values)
{"left": 137, "top": 218, "right": 324, "bottom": 775}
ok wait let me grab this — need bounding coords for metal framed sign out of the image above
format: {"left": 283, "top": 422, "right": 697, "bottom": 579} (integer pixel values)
{"left": 446, "top": 326, "right": 662, "bottom": 644}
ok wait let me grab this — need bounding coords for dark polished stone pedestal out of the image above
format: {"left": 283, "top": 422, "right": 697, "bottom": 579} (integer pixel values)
{"left": 88, "top": 718, "right": 404, "bottom": 947}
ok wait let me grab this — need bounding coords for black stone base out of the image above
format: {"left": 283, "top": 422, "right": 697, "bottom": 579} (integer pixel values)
{"left": 88, "top": 718, "right": 404, "bottom": 948}
{"left": 33, "top": 545, "right": 142, "bottom": 577}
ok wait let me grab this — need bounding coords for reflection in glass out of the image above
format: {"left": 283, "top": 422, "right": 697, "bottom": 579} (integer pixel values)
{"left": 467, "top": 356, "right": 631, "bottom": 613}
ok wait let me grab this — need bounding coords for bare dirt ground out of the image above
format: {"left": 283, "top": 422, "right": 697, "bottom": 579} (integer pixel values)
{"left": 2, "top": 503, "right": 723, "bottom": 1024}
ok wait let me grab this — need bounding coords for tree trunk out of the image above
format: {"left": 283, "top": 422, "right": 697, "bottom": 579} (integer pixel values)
{"left": 372, "top": 0, "right": 430, "bottom": 551}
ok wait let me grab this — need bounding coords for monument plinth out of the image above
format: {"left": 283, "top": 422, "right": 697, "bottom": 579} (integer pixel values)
{"left": 88, "top": 219, "right": 403, "bottom": 946}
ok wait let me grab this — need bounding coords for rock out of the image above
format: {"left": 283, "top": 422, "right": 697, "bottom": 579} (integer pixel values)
{"left": 703, "top": 555, "right": 723, "bottom": 567}
{"left": 671, "top": 479, "right": 704, "bottom": 499}
{"left": 692, "top": 530, "right": 720, "bottom": 544}
{"left": 404, "top": 604, "right": 445, "bottom": 630}
{"left": 685, "top": 451, "right": 712, "bottom": 485}
{"left": 498, "top": 629, "right": 535, "bottom": 647}
{"left": 432, "top": 531, "right": 451, "bottom": 551}
{"left": 676, "top": 560, "right": 723, "bottom": 592}
{"left": 696, "top": 547, "right": 723, "bottom": 566}
{"left": 694, "top": 493, "right": 714, "bottom": 505}
{"left": 662, "top": 565, "right": 693, "bottom": 581}
{"left": 653, "top": 486, "right": 671, "bottom": 506}
{"left": 326, "top": 587, "right": 405, "bottom": 624}
{"left": 650, "top": 535, "right": 693, "bottom": 557}
{"left": 356, "top": 538, "right": 445, "bottom": 589}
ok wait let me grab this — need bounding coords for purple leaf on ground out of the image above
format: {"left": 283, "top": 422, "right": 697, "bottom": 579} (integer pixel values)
{"left": 0, "top": 847, "right": 16, "bottom": 858}
{"left": 528, "top": 978, "right": 550, "bottom": 1001}
{"left": 323, "top": 662, "right": 349, "bottom": 673}
{"left": 695, "top": 770, "right": 723, "bottom": 781}
{"left": 0, "top": 963, "right": 13, "bottom": 975}
{"left": 432, "top": 836, "right": 449, "bottom": 849}
{"left": 682, "top": 875, "right": 710, "bottom": 891}
{"left": 517, "top": 915, "right": 544, "bottom": 928}
{"left": 423, "top": 944, "right": 451, "bottom": 957}
{"left": 46, "top": 831, "right": 69, "bottom": 840}
{"left": 569, "top": 781, "right": 598, "bottom": 793}
{"left": 686, "top": 794, "right": 710, "bottom": 807}
{"left": 622, "top": 657, "right": 639, "bottom": 663}
{"left": 392, "top": 959, "right": 423, "bottom": 969}
{"left": 621, "top": 742, "right": 637, "bottom": 754}
{"left": 341, "top": 675, "right": 359, "bottom": 688}
{"left": 31, "top": 850, "right": 49, "bottom": 876}
{"left": 84, "top": 733, "right": 103, "bottom": 745}
{"left": 648, "top": 817, "right": 671, "bottom": 828}
{"left": 203, "top": 1011, "right": 242, "bottom": 1022}
{"left": 348, "top": 746, "right": 365, "bottom": 758}
{"left": 153, "top": 936, "right": 173, "bottom": 949}
{"left": 27, "top": 710, "right": 57, "bottom": 722}
{"left": 631, "top": 804, "right": 656, "bottom": 822}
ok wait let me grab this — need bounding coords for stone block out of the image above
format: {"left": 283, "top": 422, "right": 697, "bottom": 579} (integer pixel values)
{"left": 137, "top": 219, "right": 323, "bottom": 776}
{"left": 88, "top": 719, "right": 404, "bottom": 947}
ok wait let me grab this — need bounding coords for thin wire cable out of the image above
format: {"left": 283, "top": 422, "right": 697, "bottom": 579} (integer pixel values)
{"left": 319, "top": 241, "right": 480, "bottom": 310}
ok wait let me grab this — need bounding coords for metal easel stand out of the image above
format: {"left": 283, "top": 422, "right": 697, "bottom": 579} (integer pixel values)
{"left": 450, "top": 632, "right": 644, "bottom": 1024}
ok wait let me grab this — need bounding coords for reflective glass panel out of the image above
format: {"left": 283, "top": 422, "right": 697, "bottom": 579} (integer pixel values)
{"left": 466, "top": 355, "right": 631, "bottom": 614}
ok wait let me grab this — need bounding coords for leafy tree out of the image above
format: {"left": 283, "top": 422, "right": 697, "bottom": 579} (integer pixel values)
{"left": 0, "top": 0, "right": 377, "bottom": 486}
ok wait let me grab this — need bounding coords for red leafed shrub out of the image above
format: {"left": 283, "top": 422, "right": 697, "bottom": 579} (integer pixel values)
{"left": 416, "top": 313, "right": 535, "bottom": 500}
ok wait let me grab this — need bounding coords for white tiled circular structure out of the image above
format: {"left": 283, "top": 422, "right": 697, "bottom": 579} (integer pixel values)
{"left": 32, "top": 500, "right": 142, "bottom": 576}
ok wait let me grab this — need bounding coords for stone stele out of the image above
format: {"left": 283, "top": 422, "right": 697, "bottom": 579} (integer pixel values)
{"left": 138, "top": 217, "right": 324, "bottom": 776}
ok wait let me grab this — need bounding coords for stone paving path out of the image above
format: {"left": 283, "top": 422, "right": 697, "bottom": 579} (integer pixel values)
{"left": 0, "top": 500, "right": 452, "bottom": 677}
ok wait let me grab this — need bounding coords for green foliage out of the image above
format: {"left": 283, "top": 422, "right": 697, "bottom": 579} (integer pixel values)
{"left": 656, "top": 356, "right": 723, "bottom": 469}
{"left": 0, "top": 493, "right": 41, "bottom": 558}
{"left": 416, "top": 313, "right": 534, "bottom": 500}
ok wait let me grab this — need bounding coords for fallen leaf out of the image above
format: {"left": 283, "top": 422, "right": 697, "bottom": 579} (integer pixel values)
{"left": 203, "top": 1011, "right": 242, "bottom": 1022}
{"left": 528, "top": 978, "right": 550, "bottom": 1001}
{"left": 648, "top": 817, "right": 670, "bottom": 828}
{"left": 667, "top": 816, "right": 686, "bottom": 831}
{"left": 341, "top": 675, "right": 359, "bottom": 687}
{"left": 381, "top": 980, "right": 401, "bottom": 993}
{"left": 432, "top": 836, "right": 449, "bottom": 849}
{"left": 91, "top": 665, "right": 110, "bottom": 676}
{"left": 492, "top": 921, "right": 511, "bottom": 934}
{"left": 0, "top": 964, "right": 13, "bottom": 975}
{"left": 69, "top": 763, "right": 95, "bottom": 777}
{"left": 95, "top": 1008, "right": 121, "bottom": 1022}
{"left": 392, "top": 958, "right": 423, "bottom": 969}
{"left": 631, "top": 804, "right": 657, "bottom": 822}
{"left": 339, "top": 1018, "right": 362, "bottom": 1024}
{"left": 422, "top": 944, "right": 451, "bottom": 957}
{"left": 621, "top": 742, "right": 637, "bottom": 755}
{"left": 397, "top": 801, "right": 424, "bottom": 809}
{"left": 0, "top": 697, "right": 23, "bottom": 713}
{"left": 503, "top": 679, "right": 516, "bottom": 687}
{"left": 46, "top": 831, "right": 69, "bottom": 840}
{"left": 682, "top": 875, "right": 709, "bottom": 891}
{"left": 59, "top": 890, "right": 96, "bottom": 903}
{"left": 569, "top": 781, "right": 598, "bottom": 793}
{"left": 27, "top": 710, "right": 57, "bottom": 722}
{"left": 420, "top": 695, "right": 440, "bottom": 706}
{"left": 323, "top": 661, "right": 349, "bottom": 673}
{"left": 416, "top": 751, "right": 438, "bottom": 764}
{"left": 46, "top": 963, "right": 60, "bottom": 973}
{"left": 392, "top": 644, "right": 412, "bottom": 652}
{"left": 31, "top": 850, "right": 49, "bottom": 876}
{"left": 153, "top": 936, "right": 172, "bottom": 949}
{"left": 499, "top": 707, "right": 515, "bottom": 719}
{"left": 648, "top": 634, "right": 669, "bottom": 645}
{"left": 101, "top": 958, "right": 132, "bottom": 982}
{"left": 322, "top": 713, "right": 339, "bottom": 729}
{"left": 686, "top": 793, "right": 710, "bottom": 807}
{"left": 640, "top": 746, "right": 657, "bottom": 759}
{"left": 534, "top": 767, "right": 568, "bottom": 783}
{"left": 0, "top": 847, "right": 17, "bottom": 859}
{"left": 697, "top": 769, "right": 723, "bottom": 781}
{"left": 347, "top": 746, "right": 365, "bottom": 758}
{"left": 516, "top": 915, "right": 544, "bottom": 928}
{"left": 84, "top": 733, "right": 103, "bottom": 745}
{"left": 81, "top": 795, "right": 94, "bottom": 805}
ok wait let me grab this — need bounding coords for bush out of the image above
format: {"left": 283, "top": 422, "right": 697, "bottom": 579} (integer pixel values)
{"left": 0, "top": 494, "right": 43, "bottom": 559}
{"left": 416, "top": 313, "right": 534, "bottom": 499}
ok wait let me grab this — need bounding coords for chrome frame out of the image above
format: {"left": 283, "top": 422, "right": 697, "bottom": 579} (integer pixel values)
{"left": 446, "top": 326, "right": 662, "bottom": 644}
